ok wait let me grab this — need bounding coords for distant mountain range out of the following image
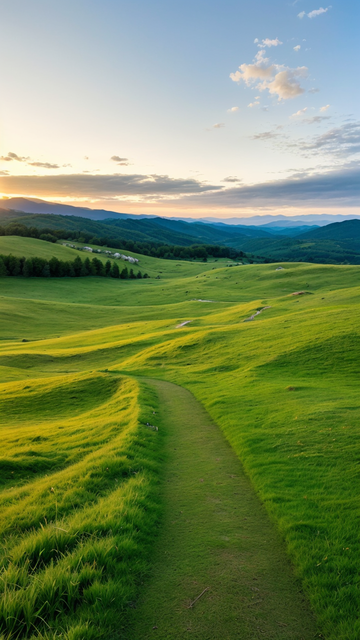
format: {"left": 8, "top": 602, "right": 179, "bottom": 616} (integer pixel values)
{"left": 1, "top": 197, "right": 358, "bottom": 229}
{"left": 0, "top": 197, "right": 151, "bottom": 221}
{"left": 1, "top": 197, "right": 360, "bottom": 264}
{"left": 199, "top": 213, "right": 360, "bottom": 227}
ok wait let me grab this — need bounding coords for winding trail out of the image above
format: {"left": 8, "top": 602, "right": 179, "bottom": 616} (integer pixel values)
{"left": 243, "top": 306, "right": 271, "bottom": 323}
{"left": 129, "top": 380, "right": 317, "bottom": 639}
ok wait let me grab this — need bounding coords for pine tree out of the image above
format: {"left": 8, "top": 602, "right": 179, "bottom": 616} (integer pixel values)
{"left": 49, "top": 257, "right": 60, "bottom": 277}
{"left": 111, "top": 262, "right": 120, "bottom": 278}
{"left": 120, "top": 267, "right": 129, "bottom": 279}
{"left": 81, "top": 257, "right": 91, "bottom": 276}
{"left": 67, "top": 263, "right": 76, "bottom": 277}
{"left": 84, "top": 257, "right": 92, "bottom": 275}
{"left": 23, "top": 259, "right": 33, "bottom": 277}
{"left": 91, "top": 257, "right": 101, "bottom": 275}
{"left": 105, "top": 260, "right": 112, "bottom": 276}
{"left": 41, "top": 263, "right": 51, "bottom": 277}
{"left": 8, "top": 255, "right": 21, "bottom": 276}
{"left": 90, "top": 258, "right": 98, "bottom": 275}
{"left": 0, "top": 256, "right": 8, "bottom": 276}
{"left": 73, "top": 256, "right": 83, "bottom": 277}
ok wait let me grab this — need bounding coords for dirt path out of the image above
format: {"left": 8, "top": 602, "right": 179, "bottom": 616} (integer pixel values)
{"left": 129, "top": 379, "right": 317, "bottom": 640}
{"left": 244, "top": 306, "right": 271, "bottom": 322}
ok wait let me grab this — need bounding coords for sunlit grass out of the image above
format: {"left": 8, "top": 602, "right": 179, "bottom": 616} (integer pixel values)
{"left": 0, "top": 374, "right": 163, "bottom": 639}
{"left": 0, "top": 248, "right": 359, "bottom": 639}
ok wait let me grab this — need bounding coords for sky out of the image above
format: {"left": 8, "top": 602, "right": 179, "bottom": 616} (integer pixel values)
{"left": 0, "top": 0, "right": 359, "bottom": 219}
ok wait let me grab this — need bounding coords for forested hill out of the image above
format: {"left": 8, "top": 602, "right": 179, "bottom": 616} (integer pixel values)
{"left": 1, "top": 207, "right": 360, "bottom": 264}
{"left": 298, "top": 219, "right": 360, "bottom": 247}
{"left": 0, "top": 197, "right": 143, "bottom": 221}
{"left": 0, "top": 211, "right": 270, "bottom": 248}
{"left": 225, "top": 219, "right": 360, "bottom": 264}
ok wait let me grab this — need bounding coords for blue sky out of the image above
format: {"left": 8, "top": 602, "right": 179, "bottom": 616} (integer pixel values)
{"left": 0, "top": 0, "right": 359, "bottom": 217}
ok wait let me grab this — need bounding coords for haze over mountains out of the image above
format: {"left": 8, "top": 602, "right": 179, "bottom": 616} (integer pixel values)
{"left": 1, "top": 196, "right": 360, "bottom": 264}
{"left": 1, "top": 197, "right": 359, "bottom": 229}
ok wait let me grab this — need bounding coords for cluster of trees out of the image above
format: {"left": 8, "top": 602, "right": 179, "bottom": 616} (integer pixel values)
{"left": 0, "top": 222, "right": 247, "bottom": 262}
{"left": 150, "top": 244, "right": 245, "bottom": 261}
{"left": 0, "top": 254, "right": 149, "bottom": 279}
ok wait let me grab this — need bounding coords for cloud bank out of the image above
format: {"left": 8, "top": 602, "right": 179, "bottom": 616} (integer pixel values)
{"left": 0, "top": 172, "right": 222, "bottom": 199}
{"left": 1, "top": 165, "right": 359, "bottom": 209}
{"left": 230, "top": 48, "right": 308, "bottom": 101}
{"left": 178, "top": 165, "right": 360, "bottom": 208}
{"left": 0, "top": 151, "right": 62, "bottom": 169}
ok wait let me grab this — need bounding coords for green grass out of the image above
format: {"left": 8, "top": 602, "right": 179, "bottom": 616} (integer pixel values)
{"left": 0, "top": 235, "right": 233, "bottom": 280}
{"left": 0, "top": 374, "right": 164, "bottom": 639}
{"left": 0, "top": 237, "right": 85, "bottom": 262}
{"left": 0, "top": 246, "right": 359, "bottom": 639}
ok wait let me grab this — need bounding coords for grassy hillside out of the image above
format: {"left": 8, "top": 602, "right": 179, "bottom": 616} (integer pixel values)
{"left": 2, "top": 209, "right": 360, "bottom": 265}
{"left": 299, "top": 219, "right": 360, "bottom": 245}
{"left": 0, "top": 235, "right": 236, "bottom": 284}
{"left": 0, "top": 236, "right": 91, "bottom": 262}
{"left": 230, "top": 220, "right": 360, "bottom": 264}
{"left": 0, "top": 251, "right": 359, "bottom": 639}
{"left": 0, "top": 373, "right": 164, "bottom": 639}
{"left": 0, "top": 212, "right": 254, "bottom": 248}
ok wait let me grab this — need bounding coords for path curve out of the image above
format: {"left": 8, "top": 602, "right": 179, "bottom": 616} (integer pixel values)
{"left": 243, "top": 306, "right": 271, "bottom": 323}
{"left": 129, "top": 379, "right": 317, "bottom": 640}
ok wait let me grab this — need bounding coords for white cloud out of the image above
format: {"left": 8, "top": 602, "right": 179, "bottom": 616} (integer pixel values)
{"left": 254, "top": 49, "right": 269, "bottom": 64}
{"left": 320, "top": 104, "right": 330, "bottom": 112}
{"left": 230, "top": 46, "right": 308, "bottom": 102}
{"left": 111, "top": 155, "right": 129, "bottom": 166}
{"left": 258, "top": 37, "right": 283, "bottom": 48}
{"left": 303, "top": 115, "right": 331, "bottom": 124}
{"left": 262, "top": 67, "right": 308, "bottom": 101}
{"left": 213, "top": 123, "right": 225, "bottom": 128}
{"left": 230, "top": 63, "right": 274, "bottom": 85}
{"left": 222, "top": 176, "right": 242, "bottom": 183}
{"left": 304, "top": 122, "right": 360, "bottom": 157}
{"left": 252, "top": 130, "right": 281, "bottom": 140}
{"left": 227, "top": 106, "right": 239, "bottom": 113}
{"left": 248, "top": 101, "right": 260, "bottom": 107}
{"left": 308, "top": 6, "right": 331, "bottom": 18}
{"left": 254, "top": 38, "right": 259, "bottom": 43}
{"left": 291, "top": 107, "right": 308, "bottom": 117}
{"left": 294, "top": 45, "right": 301, "bottom": 52}
{"left": 0, "top": 152, "right": 28, "bottom": 163}
{"left": 0, "top": 151, "right": 64, "bottom": 170}
{"left": 28, "top": 162, "right": 60, "bottom": 169}
{"left": 299, "top": 6, "right": 331, "bottom": 19}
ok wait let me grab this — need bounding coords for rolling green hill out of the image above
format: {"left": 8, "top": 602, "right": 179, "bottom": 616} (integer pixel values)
{"left": 230, "top": 221, "right": 360, "bottom": 264}
{"left": 0, "top": 235, "right": 237, "bottom": 282}
{"left": 0, "top": 240, "right": 359, "bottom": 638}
{"left": 0, "top": 211, "right": 257, "bottom": 248}
{"left": 2, "top": 209, "right": 360, "bottom": 265}
{"left": 298, "top": 218, "right": 360, "bottom": 250}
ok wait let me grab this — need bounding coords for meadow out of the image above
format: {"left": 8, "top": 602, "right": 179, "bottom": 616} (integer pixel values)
{"left": 0, "top": 235, "right": 359, "bottom": 639}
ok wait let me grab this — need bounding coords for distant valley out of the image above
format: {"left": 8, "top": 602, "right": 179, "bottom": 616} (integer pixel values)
{"left": 1, "top": 197, "right": 360, "bottom": 265}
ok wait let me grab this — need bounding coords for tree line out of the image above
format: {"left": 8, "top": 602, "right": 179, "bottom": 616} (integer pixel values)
{"left": 0, "top": 254, "right": 149, "bottom": 279}
{"left": 0, "top": 222, "right": 247, "bottom": 262}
